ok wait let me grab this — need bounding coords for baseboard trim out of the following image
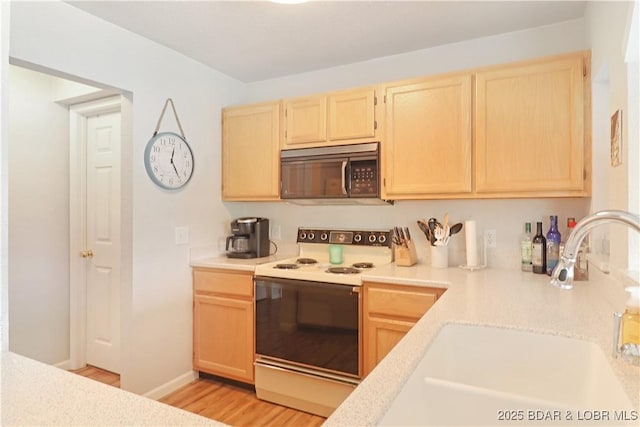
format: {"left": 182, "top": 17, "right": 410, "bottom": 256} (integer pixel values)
{"left": 143, "top": 370, "right": 198, "bottom": 400}
{"left": 54, "top": 359, "right": 72, "bottom": 370}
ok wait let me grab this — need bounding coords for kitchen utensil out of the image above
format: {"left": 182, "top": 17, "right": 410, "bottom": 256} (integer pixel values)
{"left": 393, "top": 227, "right": 407, "bottom": 248}
{"left": 417, "top": 220, "right": 433, "bottom": 244}
{"left": 443, "top": 212, "right": 449, "bottom": 231}
{"left": 404, "top": 227, "right": 411, "bottom": 243}
{"left": 449, "top": 222, "right": 463, "bottom": 235}
{"left": 434, "top": 226, "right": 449, "bottom": 246}
{"left": 428, "top": 218, "right": 440, "bottom": 245}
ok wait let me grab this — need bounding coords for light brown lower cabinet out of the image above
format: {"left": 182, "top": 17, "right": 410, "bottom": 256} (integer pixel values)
{"left": 193, "top": 268, "right": 254, "bottom": 384}
{"left": 363, "top": 282, "right": 445, "bottom": 376}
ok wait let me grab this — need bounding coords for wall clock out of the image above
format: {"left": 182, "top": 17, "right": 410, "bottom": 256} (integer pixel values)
{"left": 145, "top": 98, "right": 194, "bottom": 190}
{"left": 144, "top": 131, "right": 194, "bottom": 190}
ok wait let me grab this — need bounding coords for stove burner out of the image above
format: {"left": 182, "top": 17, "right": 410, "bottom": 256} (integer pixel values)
{"left": 296, "top": 258, "right": 318, "bottom": 265}
{"left": 352, "top": 262, "right": 374, "bottom": 269}
{"left": 326, "top": 267, "right": 361, "bottom": 275}
{"left": 274, "top": 263, "right": 300, "bottom": 270}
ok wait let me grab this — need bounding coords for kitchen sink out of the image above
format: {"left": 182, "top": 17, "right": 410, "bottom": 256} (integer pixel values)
{"left": 379, "top": 324, "right": 634, "bottom": 426}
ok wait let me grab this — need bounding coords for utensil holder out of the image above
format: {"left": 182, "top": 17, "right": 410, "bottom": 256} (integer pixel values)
{"left": 431, "top": 245, "right": 449, "bottom": 268}
{"left": 395, "top": 240, "right": 417, "bottom": 267}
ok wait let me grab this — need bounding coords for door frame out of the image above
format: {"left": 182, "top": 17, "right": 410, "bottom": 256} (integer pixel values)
{"left": 69, "top": 96, "right": 122, "bottom": 370}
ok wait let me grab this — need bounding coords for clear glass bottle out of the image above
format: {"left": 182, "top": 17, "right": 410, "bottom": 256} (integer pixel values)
{"left": 520, "top": 222, "right": 532, "bottom": 272}
{"left": 532, "top": 222, "right": 546, "bottom": 274}
{"left": 559, "top": 217, "right": 576, "bottom": 258}
{"left": 546, "top": 215, "right": 561, "bottom": 275}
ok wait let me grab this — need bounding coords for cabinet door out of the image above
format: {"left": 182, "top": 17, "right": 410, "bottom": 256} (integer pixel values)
{"left": 475, "top": 53, "right": 587, "bottom": 195}
{"left": 284, "top": 96, "right": 327, "bottom": 145}
{"left": 362, "top": 282, "right": 445, "bottom": 376}
{"left": 363, "top": 317, "right": 413, "bottom": 377}
{"left": 193, "top": 294, "right": 254, "bottom": 383}
{"left": 222, "top": 102, "right": 280, "bottom": 201}
{"left": 328, "top": 89, "right": 376, "bottom": 141}
{"left": 384, "top": 74, "right": 472, "bottom": 198}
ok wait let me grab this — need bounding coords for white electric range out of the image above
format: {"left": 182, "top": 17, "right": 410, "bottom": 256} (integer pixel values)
{"left": 253, "top": 227, "right": 392, "bottom": 417}
{"left": 254, "top": 227, "right": 393, "bottom": 285}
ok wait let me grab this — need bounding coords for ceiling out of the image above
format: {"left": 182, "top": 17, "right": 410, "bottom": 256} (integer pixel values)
{"left": 68, "top": 1, "right": 588, "bottom": 83}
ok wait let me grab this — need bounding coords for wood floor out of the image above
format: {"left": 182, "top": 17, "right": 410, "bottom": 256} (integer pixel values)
{"left": 70, "top": 366, "right": 325, "bottom": 427}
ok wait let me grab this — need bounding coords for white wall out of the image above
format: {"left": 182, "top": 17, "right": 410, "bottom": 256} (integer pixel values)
{"left": 586, "top": 1, "right": 639, "bottom": 272}
{"left": 6, "top": 1, "right": 245, "bottom": 395}
{"left": 1, "top": 0, "right": 10, "bottom": 352}
{"left": 8, "top": 65, "right": 72, "bottom": 364}
{"left": 235, "top": 18, "right": 592, "bottom": 269}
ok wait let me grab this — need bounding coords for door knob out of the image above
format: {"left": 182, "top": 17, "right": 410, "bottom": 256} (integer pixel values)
{"left": 81, "top": 250, "right": 94, "bottom": 258}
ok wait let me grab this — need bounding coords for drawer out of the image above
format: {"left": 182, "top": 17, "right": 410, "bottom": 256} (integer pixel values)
{"left": 366, "top": 285, "right": 442, "bottom": 321}
{"left": 193, "top": 268, "right": 253, "bottom": 298}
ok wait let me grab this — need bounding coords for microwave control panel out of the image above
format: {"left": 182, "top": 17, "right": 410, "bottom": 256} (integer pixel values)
{"left": 350, "top": 160, "right": 378, "bottom": 196}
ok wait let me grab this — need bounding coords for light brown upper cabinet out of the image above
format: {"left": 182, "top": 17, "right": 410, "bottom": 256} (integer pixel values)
{"left": 475, "top": 51, "right": 590, "bottom": 196}
{"left": 222, "top": 101, "right": 280, "bottom": 201}
{"left": 383, "top": 74, "right": 472, "bottom": 199}
{"left": 283, "top": 87, "right": 378, "bottom": 149}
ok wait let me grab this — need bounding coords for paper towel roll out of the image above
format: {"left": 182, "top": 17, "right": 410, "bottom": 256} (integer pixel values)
{"left": 465, "top": 220, "right": 479, "bottom": 267}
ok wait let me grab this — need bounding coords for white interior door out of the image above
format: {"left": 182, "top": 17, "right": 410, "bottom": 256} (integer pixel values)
{"left": 85, "top": 110, "right": 121, "bottom": 373}
{"left": 71, "top": 98, "right": 122, "bottom": 374}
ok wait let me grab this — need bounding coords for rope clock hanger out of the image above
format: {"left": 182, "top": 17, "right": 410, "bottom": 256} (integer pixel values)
{"left": 144, "top": 98, "right": 194, "bottom": 190}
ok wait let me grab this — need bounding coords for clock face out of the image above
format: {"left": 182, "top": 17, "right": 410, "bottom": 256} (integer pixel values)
{"left": 144, "top": 132, "right": 194, "bottom": 190}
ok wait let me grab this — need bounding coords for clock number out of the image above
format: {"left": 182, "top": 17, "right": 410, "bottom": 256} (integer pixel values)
{"left": 153, "top": 146, "right": 160, "bottom": 153}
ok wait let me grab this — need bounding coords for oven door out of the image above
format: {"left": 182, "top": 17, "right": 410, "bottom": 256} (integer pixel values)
{"left": 254, "top": 276, "right": 361, "bottom": 378}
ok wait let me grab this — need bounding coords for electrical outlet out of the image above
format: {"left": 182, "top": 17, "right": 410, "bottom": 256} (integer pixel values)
{"left": 485, "top": 229, "right": 497, "bottom": 249}
{"left": 271, "top": 224, "right": 281, "bottom": 239}
{"left": 175, "top": 226, "right": 189, "bottom": 245}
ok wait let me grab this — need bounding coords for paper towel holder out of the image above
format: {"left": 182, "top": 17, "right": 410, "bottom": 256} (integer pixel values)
{"left": 458, "top": 229, "right": 488, "bottom": 271}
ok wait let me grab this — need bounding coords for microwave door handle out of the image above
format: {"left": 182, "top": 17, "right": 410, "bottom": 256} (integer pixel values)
{"left": 341, "top": 160, "right": 348, "bottom": 195}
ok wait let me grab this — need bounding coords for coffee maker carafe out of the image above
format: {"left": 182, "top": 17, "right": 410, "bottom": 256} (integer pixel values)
{"left": 226, "top": 217, "right": 270, "bottom": 259}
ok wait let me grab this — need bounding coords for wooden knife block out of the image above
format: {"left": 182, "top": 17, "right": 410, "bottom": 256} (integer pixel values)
{"left": 394, "top": 240, "right": 418, "bottom": 267}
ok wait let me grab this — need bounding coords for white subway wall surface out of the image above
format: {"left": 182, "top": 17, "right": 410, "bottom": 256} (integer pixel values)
{"left": 586, "top": 0, "right": 638, "bottom": 272}
{"left": 8, "top": 66, "right": 72, "bottom": 365}
{"left": 226, "top": 198, "right": 590, "bottom": 270}
{"left": 7, "top": 1, "right": 245, "bottom": 395}
{"left": 1, "top": 0, "right": 11, "bottom": 352}
{"left": 245, "top": 18, "right": 587, "bottom": 100}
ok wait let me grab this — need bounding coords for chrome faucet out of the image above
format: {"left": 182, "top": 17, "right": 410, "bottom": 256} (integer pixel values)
{"left": 550, "top": 209, "right": 640, "bottom": 290}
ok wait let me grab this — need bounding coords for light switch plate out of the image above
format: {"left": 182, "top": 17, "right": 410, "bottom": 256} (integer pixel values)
{"left": 175, "top": 226, "right": 189, "bottom": 245}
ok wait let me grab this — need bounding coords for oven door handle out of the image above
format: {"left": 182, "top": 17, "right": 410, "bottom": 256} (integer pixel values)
{"left": 351, "top": 286, "right": 360, "bottom": 294}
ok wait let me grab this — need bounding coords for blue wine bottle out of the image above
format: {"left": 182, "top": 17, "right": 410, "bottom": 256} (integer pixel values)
{"left": 546, "top": 215, "right": 561, "bottom": 275}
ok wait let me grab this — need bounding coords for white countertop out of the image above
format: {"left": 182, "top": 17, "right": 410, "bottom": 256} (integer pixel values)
{"left": 13, "top": 255, "right": 633, "bottom": 426}
{"left": 326, "top": 263, "right": 640, "bottom": 426}
{"left": 0, "top": 351, "right": 226, "bottom": 426}
{"left": 189, "top": 253, "right": 296, "bottom": 270}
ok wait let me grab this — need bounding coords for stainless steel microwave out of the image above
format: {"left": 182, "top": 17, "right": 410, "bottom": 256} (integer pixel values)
{"left": 280, "top": 142, "right": 392, "bottom": 205}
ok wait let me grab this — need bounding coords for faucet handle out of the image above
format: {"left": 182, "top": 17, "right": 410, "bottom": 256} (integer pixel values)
{"left": 613, "top": 312, "right": 622, "bottom": 359}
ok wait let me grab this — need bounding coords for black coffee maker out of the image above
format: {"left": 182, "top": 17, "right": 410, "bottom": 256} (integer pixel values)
{"left": 226, "top": 217, "right": 270, "bottom": 259}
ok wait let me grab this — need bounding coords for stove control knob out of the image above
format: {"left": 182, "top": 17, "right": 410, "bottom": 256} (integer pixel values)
{"left": 308, "top": 232, "right": 315, "bottom": 241}
{"left": 299, "top": 231, "right": 307, "bottom": 240}
{"left": 378, "top": 234, "right": 387, "bottom": 244}
{"left": 368, "top": 234, "right": 377, "bottom": 243}
{"left": 354, "top": 233, "right": 362, "bottom": 243}
{"left": 320, "top": 232, "right": 328, "bottom": 241}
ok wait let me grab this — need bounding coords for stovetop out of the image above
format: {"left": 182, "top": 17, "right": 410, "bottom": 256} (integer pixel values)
{"left": 254, "top": 227, "right": 392, "bottom": 286}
